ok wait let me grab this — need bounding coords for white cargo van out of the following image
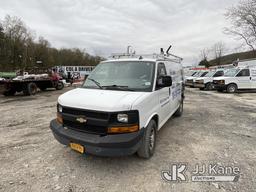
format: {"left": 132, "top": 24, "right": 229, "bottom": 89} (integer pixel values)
{"left": 213, "top": 67, "right": 256, "bottom": 93}
{"left": 185, "top": 70, "right": 209, "bottom": 87}
{"left": 194, "top": 69, "right": 225, "bottom": 90}
{"left": 50, "top": 49, "right": 184, "bottom": 159}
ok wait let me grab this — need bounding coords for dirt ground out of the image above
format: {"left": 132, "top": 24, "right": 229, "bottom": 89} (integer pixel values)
{"left": 0, "top": 87, "right": 255, "bottom": 192}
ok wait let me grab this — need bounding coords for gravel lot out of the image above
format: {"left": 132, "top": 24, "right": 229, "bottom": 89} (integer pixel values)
{"left": 0, "top": 87, "right": 255, "bottom": 192}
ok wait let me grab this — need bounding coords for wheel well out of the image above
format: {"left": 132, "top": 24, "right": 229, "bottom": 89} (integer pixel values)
{"left": 151, "top": 115, "right": 159, "bottom": 129}
{"left": 227, "top": 83, "right": 237, "bottom": 88}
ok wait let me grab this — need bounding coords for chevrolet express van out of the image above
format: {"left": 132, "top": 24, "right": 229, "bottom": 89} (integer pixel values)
{"left": 185, "top": 70, "right": 209, "bottom": 87}
{"left": 213, "top": 67, "right": 256, "bottom": 93}
{"left": 50, "top": 52, "right": 184, "bottom": 159}
{"left": 194, "top": 69, "right": 225, "bottom": 90}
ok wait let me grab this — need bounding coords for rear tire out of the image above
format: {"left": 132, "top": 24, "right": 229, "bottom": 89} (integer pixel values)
{"left": 137, "top": 120, "right": 156, "bottom": 159}
{"left": 226, "top": 84, "right": 237, "bottom": 93}
{"left": 23, "top": 82, "right": 37, "bottom": 95}
{"left": 3, "top": 89, "right": 16, "bottom": 96}
{"left": 174, "top": 99, "right": 184, "bottom": 117}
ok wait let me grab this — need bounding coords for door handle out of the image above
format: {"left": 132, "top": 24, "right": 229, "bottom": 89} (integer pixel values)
{"left": 169, "top": 87, "right": 171, "bottom": 96}
{"left": 250, "top": 77, "right": 252, "bottom": 80}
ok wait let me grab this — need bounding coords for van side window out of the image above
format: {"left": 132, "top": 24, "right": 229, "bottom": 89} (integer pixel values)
{"left": 237, "top": 69, "right": 250, "bottom": 77}
{"left": 213, "top": 71, "right": 224, "bottom": 77}
{"left": 157, "top": 63, "right": 167, "bottom": 77}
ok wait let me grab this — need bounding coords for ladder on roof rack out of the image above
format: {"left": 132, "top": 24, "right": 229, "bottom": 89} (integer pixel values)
{"left": 109, "top": 53, "right": 183, "bottom": 63}
{"left": 109, "top": 45, "right": 183, "bottom": 64}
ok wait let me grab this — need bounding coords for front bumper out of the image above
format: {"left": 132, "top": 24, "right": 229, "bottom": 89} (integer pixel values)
{"left": 185, "top": 81, "right": 194, "bottom": 87}
{"left": 50, "top": 119, "right": 144, "bottom": 156}
{"left": 213, "top": 84, "right": 227, "bottom": 90}
{"left": 194, "top": 83, "right": 205, "bottom": 88}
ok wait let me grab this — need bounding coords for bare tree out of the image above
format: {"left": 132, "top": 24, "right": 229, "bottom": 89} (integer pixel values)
{"left": 213, "top": 42, "right": 226, "bottom": 65}
{"left": 224, "top": 0, "right": 256, "bottom": 51}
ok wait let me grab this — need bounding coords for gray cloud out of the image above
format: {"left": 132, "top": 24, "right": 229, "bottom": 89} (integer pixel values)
{"left": 0, "top": 0, "right": 242, "bottom": 65}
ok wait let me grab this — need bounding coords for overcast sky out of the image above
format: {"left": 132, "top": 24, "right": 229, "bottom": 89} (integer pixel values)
{"left": 0, "top": 0, "right": 243, "bottom": 66}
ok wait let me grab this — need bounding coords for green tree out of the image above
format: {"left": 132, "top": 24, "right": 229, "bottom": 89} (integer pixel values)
{"left": 199, "top": 59, "right": 210, "bottom": 68}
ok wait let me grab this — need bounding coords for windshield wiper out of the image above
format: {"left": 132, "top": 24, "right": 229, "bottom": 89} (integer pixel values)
{"left": 87, "top": 78, "right": 103, "bottom": 89}
{"left": 102, "top": 85, "right": 135, "bottom": 91}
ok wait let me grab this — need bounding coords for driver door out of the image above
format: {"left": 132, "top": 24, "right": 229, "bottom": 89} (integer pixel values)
{"left": 156, "top": 62, "right": 171, "bottom": 124}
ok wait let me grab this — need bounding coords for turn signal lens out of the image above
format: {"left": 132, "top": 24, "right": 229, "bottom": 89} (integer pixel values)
{"left": 57, "top": 112, "right": 63, "bottom": 124}
{"left": 108, "top": 125, "right": 139, "bottom": 134}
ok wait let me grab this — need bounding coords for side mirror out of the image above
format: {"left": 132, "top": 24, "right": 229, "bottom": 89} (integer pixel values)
{"left": 157, "top": 75, "right": 172, "bottom": 88}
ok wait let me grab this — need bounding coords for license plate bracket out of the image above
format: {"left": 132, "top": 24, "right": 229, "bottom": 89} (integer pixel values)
{"left": 70, "top": 143, "right": 84, "bottom": 153}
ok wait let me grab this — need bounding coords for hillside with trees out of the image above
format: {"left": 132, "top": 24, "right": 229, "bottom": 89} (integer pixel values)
{"left": 198, "top": 0, "right": 256, "bottom": 67}
{"left": 209, "top": 50, "right": 256, "bottom": 66}
{"left": 0, "top": 15, "right": 103, "bottom": 71}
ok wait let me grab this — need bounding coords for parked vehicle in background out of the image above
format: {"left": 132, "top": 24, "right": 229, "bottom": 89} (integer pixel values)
{"left": 1, "top": 70, "right": 64, "bottom": 96}
{"left": 185, "top": 70, "right": 209, "bottom": 87}
{"left": 184, "top": 70, "right": 197, "bottom": 80}
{"left": 194, "top": 69, "right": 225, "bottom": 90}
{"left": 213, "top": 67, "right": 256, "bottom": 93}
{"left": 50, "top": 47, "right": 184, "bottom": 159}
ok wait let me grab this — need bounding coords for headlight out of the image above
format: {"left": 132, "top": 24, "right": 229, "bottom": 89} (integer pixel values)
{"left": 58, "top": 104, "right": 63, "bottom": 113}
{"left": 219, "top": 80, "right": 225, "bottom": 84}
{"left": 117, "top": 114, "right": 128, "bottom": 123}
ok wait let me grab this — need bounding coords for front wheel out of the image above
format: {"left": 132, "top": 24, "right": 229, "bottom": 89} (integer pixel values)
{"left": 205, "top": 83, "right": 214, "bottom": 91}
{"left": 137, "top": 120, "right": 157, "bottom": 159}
{"left": 226, "top": 84, "right": 237, "bottom": 93}
{"left": 56, "top": 81, "right": 64, "bottom": 90}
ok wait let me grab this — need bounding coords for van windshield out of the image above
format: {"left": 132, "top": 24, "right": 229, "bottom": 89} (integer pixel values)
{"left": 193, "top": 72, "right": 201, "bottom": 77}
{"left": 200, "top": 71, "right": 208, "bottom": 77}
{"left": 224, "top": 69, "right": 240, "bottom": 77}
{"left": 83, "top": 61, "right": 155, "bottom": 92}
{"left": 205, "top": 71, "right": 215, "bottom": 77}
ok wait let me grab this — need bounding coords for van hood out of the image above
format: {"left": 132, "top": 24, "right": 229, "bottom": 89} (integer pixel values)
{"left": 213, "top": 76, "right": 231, "bottom": 80}
{"left": 58, "top": 88, "right": 146, "bottom": 112}
{"left": 186, "top": 76, "right": 197, "bottom": 80}
{"left": 196, "top": 77, "right": 208, "bottom": 80}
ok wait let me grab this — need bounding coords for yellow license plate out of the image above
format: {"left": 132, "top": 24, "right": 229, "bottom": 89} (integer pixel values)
{"left": 70, "top": 143, "right": 84, "bottom": 153}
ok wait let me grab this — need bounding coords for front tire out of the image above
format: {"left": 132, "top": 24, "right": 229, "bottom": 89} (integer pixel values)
{"left": 137, "top": 120, "right": 157, "bottom": 159}
{"left": 205, "top": 83, "right": 214, "bottom": 91}
{"left": 226, "top": 84, "right": 237, "bottom": 93}
{"left": 56, "top": 82, "right": 64, "bottom": 90}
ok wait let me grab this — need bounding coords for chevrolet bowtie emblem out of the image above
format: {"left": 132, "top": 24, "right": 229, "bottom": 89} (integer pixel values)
{"left": 76, "top": 117, "right": 87, "bottom": 123}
